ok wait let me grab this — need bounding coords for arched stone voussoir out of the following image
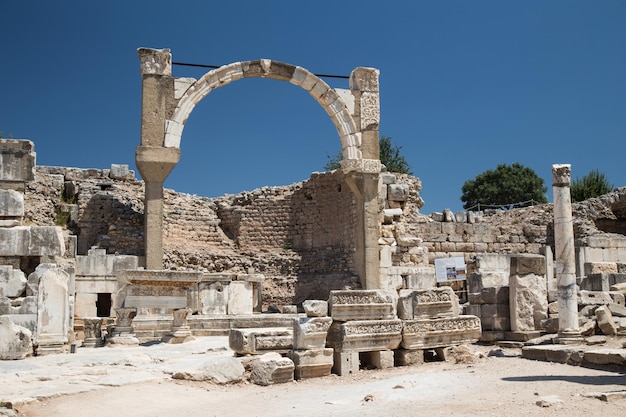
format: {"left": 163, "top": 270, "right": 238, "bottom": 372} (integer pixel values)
{"left": 241, "top": 59, "right": 296, "bottom": 81}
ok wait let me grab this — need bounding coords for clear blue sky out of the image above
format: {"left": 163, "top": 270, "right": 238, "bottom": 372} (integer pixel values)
{"left": 2, "top": 1, "right": 624, "bottom": 213}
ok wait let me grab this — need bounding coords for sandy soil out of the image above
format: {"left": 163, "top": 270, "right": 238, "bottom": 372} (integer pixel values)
{"left": 17, "top": 347, "right": 626, "bottom": 417}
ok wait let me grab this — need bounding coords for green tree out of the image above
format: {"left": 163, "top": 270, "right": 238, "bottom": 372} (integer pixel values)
{"left": 570, "top": 169, "right": 613, "bottom": 202}
{"left": 460, "top": 163, "right": 547, "bottom": 210}
{"left": 324, "top": 135, "right": 412, "bottom": 174}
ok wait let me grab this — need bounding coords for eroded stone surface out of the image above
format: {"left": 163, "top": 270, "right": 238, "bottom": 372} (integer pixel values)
{"left": 0, "top": 316, "right": 32, "bottom": 360}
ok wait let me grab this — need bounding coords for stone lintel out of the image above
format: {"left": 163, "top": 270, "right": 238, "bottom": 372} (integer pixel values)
{"left": 229, "top": 327, "right": 293, "bottom": 355}
{"left": 329, "top": 289, "right": 397, "bottom": 321}
{"left": 401, "top": 315, "right": 482, "bottom": 350}
{"left": 118, "top": 269, "right": 202, "bottom": 287}
{"left": 326, "top": 319, "right": 402, "bottom": 352}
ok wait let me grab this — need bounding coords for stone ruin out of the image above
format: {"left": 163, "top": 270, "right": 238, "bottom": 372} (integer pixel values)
{"left": 2, "top": 47, "right": 626, "bottom": 377}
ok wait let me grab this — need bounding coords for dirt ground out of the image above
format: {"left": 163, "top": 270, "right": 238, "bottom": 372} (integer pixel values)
{"left": 17, "top": 346, "right": 626, "bottom": 417}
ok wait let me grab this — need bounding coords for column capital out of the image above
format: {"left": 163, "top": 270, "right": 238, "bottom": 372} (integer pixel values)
{"left": 552, "top": 164, "right": 571, "bottom": 187}
{"left": 138, "top": 47, "right": 172, "bottom": 76}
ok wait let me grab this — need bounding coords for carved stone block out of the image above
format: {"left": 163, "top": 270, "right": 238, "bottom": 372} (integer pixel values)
{"left": 329, "top": 290, "right": 397, "bottom": 321}
{"left": 401, "top": 315, "right": 482, "bottom": 350}
{"left": 326, "top": 319, "right": 402, "bottom": 352}
{"left": 229, "top": 327, "right": 293, "bottom": 355}
{"left": 292, "top": 317, "right": 332, "bottom": 350}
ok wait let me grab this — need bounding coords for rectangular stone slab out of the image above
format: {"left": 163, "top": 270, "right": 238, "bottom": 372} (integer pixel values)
{"left": 326, "top": 319, "right": 402, "bottom": 352}
{"left": 401, "top": 315, "right": 481, "bottom": 349}
{"left": 229, "top": 327, "right": 293, "bottom": 355}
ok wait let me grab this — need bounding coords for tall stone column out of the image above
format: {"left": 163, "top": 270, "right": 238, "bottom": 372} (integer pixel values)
{"left": 552, "top": 164, "right": 582, "bottom": 343}
{"left": 136, "top": 48, "right": 179, "bottom": 270}
{"left": 346, "top": 170, "right": 382, "bottom": 290}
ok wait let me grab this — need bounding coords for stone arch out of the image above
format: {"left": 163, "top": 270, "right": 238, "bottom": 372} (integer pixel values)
{"left": 163, "top": 59, "right": 362, "bottom": 161}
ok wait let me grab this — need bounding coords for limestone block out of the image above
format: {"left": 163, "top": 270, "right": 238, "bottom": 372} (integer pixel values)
{"left": 328, "top": 290, "right": 397, "bottom": 321}
{"left": 326, "top": 319, "right": 402, "bottom": 352}
{"left": 250, "top": 352, "right": 294, "bottom": 386}
{"left": 302, "top": 299, "right": 328, "bottom": 317}
{"left": 579, "top": 290, "right": 613, "bottom": 306}
{"left": 388, "top": 184, "right": 409, "bottom": 201}
{"left": 4, "top": 313, "right": 37, "bottom": 333}
{"left": 431, "top": 212, "right": 444, "bottom": 222}
{"left": 227, "top": 281, "right": 253, "bottom": 315}
{"left": 609, "top": 291, "right": 625, "bottom": 306}
{"left": 580, "top": 273, "right": 611, "bottom": 291}
{"left": 465, "top": 304, "right": 481, "bottom": 317}
{"left": 595, "top": 305, "right": 618, "bottom": 336}
{"left": 35, "top": 265, "right": 71, "bottom": 349}
{"left": 455, "top": 212, "right": 467, "bottom": 223}
{"left": 583, "top": 349, "right": 626, "bottom": 366}
{"left": 399, "top": 287, "right": 460, "bottom": 320}
{"left": 510, "top": 254, "right": 546, "bottom": 276}
{"left": 363, "top": 350, "right": 395, "bottom": 369}
{"left": 383, "top": 208, "right": 402, "bottom": 223}
{"left": 229, "top": 327, "right": 293, "bottom": 355}
{"left": 198, "top": 281, "right": 228, "bottom": 315}
{"left": 0, "top": 139, "right": 35, "bottom": 182}
{"left": 109, "top": 164, "right": 129, "bottom": 179}
{"left": 0, "top": 265, "right": 27, "bottom": 297}
{"left": 281, "top": 305, "right": 298, "bottom": 314}
{"left": 332, "top": 350, "right": 359, "bottom": 376}
{"left": 0, "top": 226, "right": 29, "bottom": 256}
{"left": 608, "top": 303, "right": 626, "bottom": 317}
{"left": 0, "top": 189, "right": 24, "bottom": 217}
{"left": 476, "top": 286, "right": 509, "bottom": 305}
{"left": 474, "top": 254, "right": 511, "bottom": 287}
{"left": 170, "top": 356, "right": 245, "bottom": 384}
{"left": 394, "top": 348, "right": 424, "bottom": 366}
{"left": 404, "top": 267, "right": 436, "bottom": 290}
{"left": 509, "top": 273, "right": 548, "bottom": 332}
{"left": 401, "top": 316, "right": 481, "bottom": 350}
{"left": 29, "top": 226, "right": 65, "bottom": 256}
{"left": 0, "top": 316, "right": 33, "bottom": 360}
{"left": 443, "top": 209, "right": 456, "bottom": 222}
{"left": 293, "top": 317, "right": 331, "bottom": 350}
{"left": 380, "top": 172, "right": 396, "bottom": 185}
{"left": 584, "top": 262, "right": 618, "bottom": 275}
{"left": 287, "top": 348, "right": 333, "bottom": 379}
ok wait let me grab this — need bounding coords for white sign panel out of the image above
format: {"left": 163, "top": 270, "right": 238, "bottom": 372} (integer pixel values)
{"left": 434, "top": 257, "right": 467, "bottom": 283}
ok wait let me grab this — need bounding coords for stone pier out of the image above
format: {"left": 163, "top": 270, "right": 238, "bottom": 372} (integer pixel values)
{"left": 552, "top": 164, "right": 582, "bottom": 344}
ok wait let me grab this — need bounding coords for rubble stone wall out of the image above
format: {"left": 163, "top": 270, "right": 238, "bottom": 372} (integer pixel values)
{"left": 20, "top": 164, "right": 626, "bottom": 306}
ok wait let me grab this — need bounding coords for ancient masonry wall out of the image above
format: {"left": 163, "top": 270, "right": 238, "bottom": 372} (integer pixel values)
{"left": 24, "top": 164, "right": 626, "bottom": 307}
{"left": 25, "top": 167, "right": 359, "bottom": 294}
